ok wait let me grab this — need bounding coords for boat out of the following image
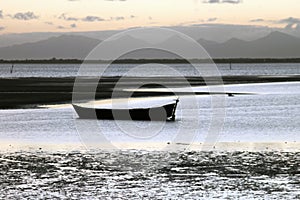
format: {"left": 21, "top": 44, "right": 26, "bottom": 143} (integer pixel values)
{"left": 73, "top": 99, "right": 179, "bottom": 121}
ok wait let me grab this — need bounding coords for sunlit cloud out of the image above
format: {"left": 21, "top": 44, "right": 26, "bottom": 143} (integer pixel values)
{"left": 57, "top": 25, "right": 66, "bottom": 29}
{"left": 56, "top": 23, "right": 77, "bottom": 29}
{"left": 59, "top": 13, "right": 79, "bottom": 21}
{"left": 178, "top": 17, "right": 219, "bottom": 26}
{"left": 277, "top": 17, "right": 300, "bottom": 24}
{"left": 9, "top": 12, "right": 39, "bottom": 20}
{"left": 0, "top": 0, "right": 298, "bottom": 37}
{"left": 45, "top": 21, "right": 54, "bottom": 25}
{"left": 223, "top": 0, "right": 242, "bottom": 3}
{"left": 203, "top": 0, "right": 242, "bottom": 4}
{"left": 57, "top": 13, "right": 133, "bottom": 22}
{"left": 70, "top": 23, "right": 77, "bottom": 28}
{"left": 82, "top": 16, "right": 105, "bottom": 22}
{"left": 250, "top": 19, "right": 265, "bottom": 22}
{"left": 207, "top": 17, "right": 218, "bottom": 22}
{"left": 276, "top": 17, "right": 300, "bottom": 29}
{"left": 110, "top": 16, "right": 125, "bottom": 21}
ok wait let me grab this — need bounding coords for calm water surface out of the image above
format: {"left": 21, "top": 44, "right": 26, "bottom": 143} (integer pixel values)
{"left": 0, "top": 63, "right": 299, "bottom": 77}
{"left": 0, "top": 82, "right": 299, "bottom": 148}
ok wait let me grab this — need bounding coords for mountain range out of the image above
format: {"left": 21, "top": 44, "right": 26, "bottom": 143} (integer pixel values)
{"left": 200, "top": 31, "right": 300, "bottom": 58}
{"left": 0, "top": 31, "right": 300, "bottom": 59}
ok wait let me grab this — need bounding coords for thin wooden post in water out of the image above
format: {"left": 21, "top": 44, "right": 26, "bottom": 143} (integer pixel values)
{"left": 10, "top": 64, "right": 14, "bottom": 74}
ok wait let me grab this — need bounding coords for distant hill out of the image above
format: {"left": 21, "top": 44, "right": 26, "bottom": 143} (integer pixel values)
{"left": 1, "top": 31, "right": 300, "bottom": 59}
{"left": 202, "top": 31, "right": 300, "bottom": 58}
{"left": 0, "top": 35, "right": 100, "bottom": 60}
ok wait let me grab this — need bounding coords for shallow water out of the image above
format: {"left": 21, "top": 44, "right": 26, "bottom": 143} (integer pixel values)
{"left": 0, "top": 82, "right": 299, "bottom": 151}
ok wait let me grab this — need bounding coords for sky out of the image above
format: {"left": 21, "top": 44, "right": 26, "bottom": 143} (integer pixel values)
{"left": 1, "top": 0, "right": 300, "bottom": 34}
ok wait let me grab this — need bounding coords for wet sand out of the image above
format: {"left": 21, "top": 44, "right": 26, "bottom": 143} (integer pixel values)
{"left": 0, "top": 150, "right": 299, "bottom": 199}
{"left": 0, "top": 75, "right": 299, "bottom": 108}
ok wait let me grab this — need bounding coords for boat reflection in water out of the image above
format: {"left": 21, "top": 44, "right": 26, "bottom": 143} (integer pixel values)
{"left": 73, "top": 98, "right": 179, "bottom": 121}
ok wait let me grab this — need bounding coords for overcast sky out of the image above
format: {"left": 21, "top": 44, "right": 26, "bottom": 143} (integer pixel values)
{"left": 0, "top": 0, "right": 300, "bottom": 34}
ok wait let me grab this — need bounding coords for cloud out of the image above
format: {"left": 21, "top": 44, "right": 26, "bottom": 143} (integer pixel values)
{"left": 250, "top": 19, "right": 264, "bottom": 22}
{"left": 10, "top": 12, "right": 39, "bottom": 20}
{"left": 277, "top": 17, "right": 300, "bottom": 24}
{"left": 223, "top": 0, "right": 242, "bottom": 3}
{"left": 178, "top": 18, "right": 219, "bottom": 26}
{"left": 82, "top": 16, "right": 105, "bottom": 22}
{"left": 45, "top": 21, "right": 54, "bottom": 25}
{"left": 57, "top": 25, "right": 66, "bottom": 29}
{"left": 70, "top": 23, "right": 77, "bottom": 28}
{"left": 59, "top": 13, "right": 79, "bottom": 21}
{"left": 203, "top": 0, "right": 242, "bottom": 4}
{"left": 203, "top": 0, "right": 220, "bottom": 3}
{"left": 207, "top": 17, "right": 217, "bottom": 22}
{"left": 58, "top": 14, "right": 130, "bottom": 22}
{"left": 0, "top": 10, "right": 3, "bottom": 19}
{"left": 56, "top": 24, "right": 77, "bottom": 29}
{"left": 275, "top": 17, "right": 300, "bottom": 29}
{"left": 110, "top": 16, "right": 125, "bottom": 21}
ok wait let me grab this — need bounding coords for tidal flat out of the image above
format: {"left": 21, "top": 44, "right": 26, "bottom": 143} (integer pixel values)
{"left": 0, "top": 151, "right": 299, "bottom": 199}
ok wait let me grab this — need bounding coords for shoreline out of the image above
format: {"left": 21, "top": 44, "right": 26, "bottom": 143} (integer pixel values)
{"left": 2, "top": 58, "right": 300, "bottom": 64}
{"left": 0, "top": 141, "right": 299, "bottom": 153}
